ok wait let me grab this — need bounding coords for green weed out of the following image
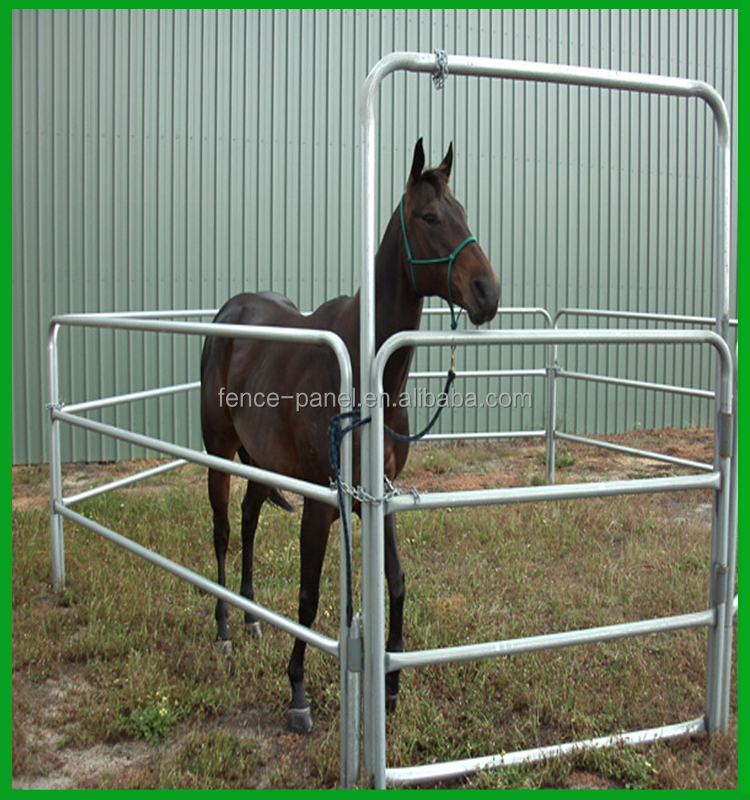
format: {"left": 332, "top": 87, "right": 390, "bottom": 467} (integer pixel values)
{"left": 124, "top": 692, "right": 180, "bottom": 742}
{"left": 536, "top": 447, "right": 576, "bottom": 469}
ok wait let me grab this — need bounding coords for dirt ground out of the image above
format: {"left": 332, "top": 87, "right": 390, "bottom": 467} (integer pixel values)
{"left": 12, "top": 426, "right": 716, "bottom": 511}
{"left": 404, "top": 427, "right": 715, "bottom": 491}
{"left": 12, "top": 428, "right": 726, "bottom": 789}
{"left": 12, "top": 669, "right": 314, "bottom": 790}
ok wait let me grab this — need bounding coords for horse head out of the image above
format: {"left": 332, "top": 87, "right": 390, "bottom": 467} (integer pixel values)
{"left": 400, "top": 138, "right": 500, "bottom": 326}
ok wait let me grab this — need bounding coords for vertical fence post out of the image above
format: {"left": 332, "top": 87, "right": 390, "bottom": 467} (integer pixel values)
{"left": 705, "top": 344, "right": 736, "bottom": 734}
{"left": 340, "top": 613, "right": 362, "bottom": 787}
{"left": 720, "top": 341, "right": 738, "bottom": 731}
{"left": 339, "top": 388, "right": 362, "bottom": 787}
{"left": 361, "top": 92, "right": 388, "bottom": 792}
{"left": 706, "top": 434, "right": 732, "bottom": 731}
{"left": 366, "top": 376, "right": 388, "bottom": 789}
{"left": 705, "top": 107, "right": 734, "bottom": 735}
{"left": 545, "top": 341, "right": 558, "bottom": 485}
{"left": 359, "top": 61, "right": 377, "bottom": 788}
{"left": 47, "top": 323, "right": 65, "bottom": 591}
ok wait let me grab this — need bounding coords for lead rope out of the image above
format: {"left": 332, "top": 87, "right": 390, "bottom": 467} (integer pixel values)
{"left": 328, "top": 411, "right": 371, "bottom": 627}
{"left": 329, "top": 357, "right": 457, "bottom": 626}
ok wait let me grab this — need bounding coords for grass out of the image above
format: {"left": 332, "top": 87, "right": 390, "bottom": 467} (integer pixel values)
{"left": 536, "top": 446, "right": 576, "bottom": 470}
{"left": 401, "top": 441, "right": 502, "bottom": 477}
{"left": 11, "top": 445, "right": 738, "bottom": 789}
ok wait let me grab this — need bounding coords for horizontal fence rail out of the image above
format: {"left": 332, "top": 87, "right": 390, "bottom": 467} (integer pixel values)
{"left": 385, "top": 608, "right": 716, "bottom": 672}
{"left": 62, "top": 458, "right": 189, "bottom": 507}
{"left": 385, "top": 472, "right": 720, "bottom": 515}
{"left": 557, "top": 370, "right": 715, "bottom": 400}
{"left": 63, "top": 381, "right": 201, "bottom": 415}
{"left": 385, "top": 717, "right": 707, "bottom": 787}
{"left": 55, "top": 503, "right": 341, "bottom": 657}
{"left": 554, "top": 432, "right": 714, "bottom": 473}
{"left": 554, "top": 308, "right": 739, "bottom": 328}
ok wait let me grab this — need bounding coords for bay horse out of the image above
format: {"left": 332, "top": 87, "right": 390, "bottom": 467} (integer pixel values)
{"left": 200, "top": 139, "right": 500, "bottom": 733}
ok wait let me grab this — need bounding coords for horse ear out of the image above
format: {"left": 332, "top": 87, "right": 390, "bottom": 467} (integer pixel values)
{"left": 438, "top": 142, "right": 453, "bottom": 180}
{"left": 410, "top": 137, "right": 425, "bottom": 185}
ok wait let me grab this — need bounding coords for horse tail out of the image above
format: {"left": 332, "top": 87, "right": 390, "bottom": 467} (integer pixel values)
{"left": 268, "top": 489, "right": 294, "bottom": 512}
{"left": 237, "top": 445, "right": 294, "bottom": 512}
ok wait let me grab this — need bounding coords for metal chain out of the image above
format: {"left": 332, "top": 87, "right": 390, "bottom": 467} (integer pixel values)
{"left": 433, "top": 49, "right": 448, "bottom": 90}
{"left": 331, "top": 474, "right": 420, "bottom": 506}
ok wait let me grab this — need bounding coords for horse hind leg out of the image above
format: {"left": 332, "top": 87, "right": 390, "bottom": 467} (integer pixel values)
{"left": 239, "top": 480, "right": 269, "bottom": 638}
{"left": 287, "top": 498, "right": 333, "bottom": 734}
{"left": 208, "top": 467, "right": 233, "bottom": 654}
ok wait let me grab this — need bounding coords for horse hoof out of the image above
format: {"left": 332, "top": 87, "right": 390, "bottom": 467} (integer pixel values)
{"left": 245, "top": 620, "right": 263, "bottom": 639}
{"left": 214, "top": 638, "right": 233, "bottom": 656}
{"left": 385, "top": 691, "right": 399, "bottom": 714}
{"left": 287, "top": 706, "right": 314, "bottom": 734}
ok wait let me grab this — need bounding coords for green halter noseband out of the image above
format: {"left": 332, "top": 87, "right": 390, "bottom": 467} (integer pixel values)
{"left": 400, "top": 194, "right": 476, "bottom": 330}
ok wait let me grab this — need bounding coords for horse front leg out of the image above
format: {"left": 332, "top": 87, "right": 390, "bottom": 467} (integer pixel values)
{"left": 287, "top": 498, "right": 332, "bottom": 733}
{"left": 384, "top": 512, "right": 405, "bottom": 712}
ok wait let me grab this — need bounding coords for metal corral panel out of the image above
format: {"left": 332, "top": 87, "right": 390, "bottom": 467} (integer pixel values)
{"left": 13, "top": 10, "right": 737, "bottom": 464}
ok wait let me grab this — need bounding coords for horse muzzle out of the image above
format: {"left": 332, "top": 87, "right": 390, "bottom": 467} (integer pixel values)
{"left": 466, "top": 272, "right": 500, "bottom": 325}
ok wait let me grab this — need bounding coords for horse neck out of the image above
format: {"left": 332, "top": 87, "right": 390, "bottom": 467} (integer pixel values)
{"left": 373, "top": 212, "right": 422, "bottom": 336}
{"left": 343, "top": 210, "right": 423, "bottom": 402}
{"left": 373, "top": 210, "right": 423, "bottom": 398}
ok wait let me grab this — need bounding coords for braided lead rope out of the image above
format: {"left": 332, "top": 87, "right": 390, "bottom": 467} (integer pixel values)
{"left": 433, "top": 49, "right": 448, "bottom": 90}
{"left": 329, "top": 410, "right": 424, "bottom": 625}
{"left": 383, "top": 368, "right": 456, "bottom": 441}
{"left": 328, "top": 411, "right": 371, "bottom": 627}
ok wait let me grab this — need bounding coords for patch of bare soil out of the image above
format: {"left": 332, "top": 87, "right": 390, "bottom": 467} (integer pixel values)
{"left": 12, "top": 665, "right": 324, "bottom": 790}
{"left": 13, "top": 739, "right": 158, "bottom": 790}
{"left": 569, "top": 771, "right": 624, "bottom": 790}
{"left": 12, "top": 668, "right": 160, "bottom": 790}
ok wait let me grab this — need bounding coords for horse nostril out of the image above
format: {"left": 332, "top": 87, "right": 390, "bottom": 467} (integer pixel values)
{"left": 472, "top": 278, "right": 489, "bottom": 303}
{"left": 470, "top": 275, "right": 500, "bottom": 322}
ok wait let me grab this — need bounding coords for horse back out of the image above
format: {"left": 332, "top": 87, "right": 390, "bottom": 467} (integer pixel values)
{"left": 200, "top": 290, "right": 357, "bottom": 482}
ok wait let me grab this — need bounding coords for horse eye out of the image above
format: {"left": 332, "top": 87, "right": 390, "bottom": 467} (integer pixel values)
{"left": 422, "top": 212, "right": 439, "bottom": 225}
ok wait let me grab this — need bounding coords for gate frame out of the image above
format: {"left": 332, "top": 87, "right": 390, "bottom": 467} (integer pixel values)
{"left": 47, "top": 312, "right": 363, "bottom": 787}
{"left": 358, "top": 53, "right": 735, "bottom": 788}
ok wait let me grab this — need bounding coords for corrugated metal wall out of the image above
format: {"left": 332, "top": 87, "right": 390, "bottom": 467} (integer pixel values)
{"left": 13, "top": 9, "right": 738, "bottom": 464}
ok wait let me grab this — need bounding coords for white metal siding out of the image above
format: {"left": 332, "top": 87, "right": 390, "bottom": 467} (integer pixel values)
{"left": 12, "top": 9, "right": 738, "bottom": 463}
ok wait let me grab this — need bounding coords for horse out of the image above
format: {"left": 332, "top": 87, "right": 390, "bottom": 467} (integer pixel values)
{"left": 200, "top": 138, "right": 500, "bottom": 733}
